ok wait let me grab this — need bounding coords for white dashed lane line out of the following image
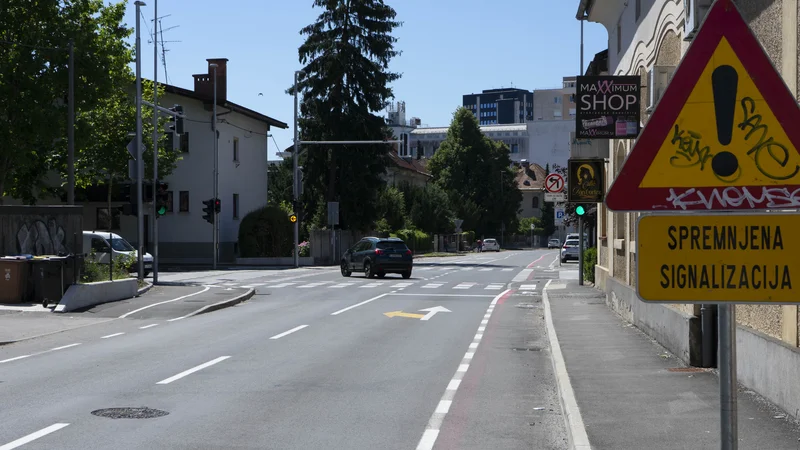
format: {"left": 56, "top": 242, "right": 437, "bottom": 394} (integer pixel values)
{"left": 0, "top": 423, "right": 70, "bottom": 450}
{"left": 415, "top": 288, "right": 514, "bottom": 450}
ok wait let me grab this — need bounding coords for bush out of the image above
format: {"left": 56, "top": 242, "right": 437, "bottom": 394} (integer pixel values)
{"left": 391, "top": 229, "right": 433, "bottom": 254}
{"left": 462, "top": 230, "right": 475, "bottom": 246}
{"left": 81, "top": 252, "right": 134, "bottom": 283}
{"left": 583, "top": 247, "right": 597, "bottom": 283}
{"left": 298, "top": 241, "right": 311, "bottom": 257}
{"left": 238, "top": 205, "right": 293, "bottom": 257}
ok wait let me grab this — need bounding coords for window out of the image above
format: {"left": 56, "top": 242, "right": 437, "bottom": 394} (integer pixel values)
{"left": 180, "top": 132, "right": 190, "bottom": 153}
{"left": 166, "top": 191, "right": 174, "bottom": 213}
{"left": 91, "top": 237, "right": 110, "bottom": 253}
{"left": 569, "top": 94, "right": 575, "bottom": 103}
{"left": 179, "top": 191, "right": 189, "bottom": 212}
{"left": 233, "top": 137, "right": 239, "bottom": 162}
{"left": 569, "top": 108, "right": 577, "bottom": 117}
{"left": 532, "top": 197, "right": 540, "bottom": 209}
{"left": 96, "top": 207, "right": 121, "bottom": 230}
{"left": 554, "top": 97, "right": 561, "bottom": 104}
{"left": 554, "top": 110, "right": 563, "bottom": 118}
{"left": 233, "top": 193, "right": 239, "bottom": 219}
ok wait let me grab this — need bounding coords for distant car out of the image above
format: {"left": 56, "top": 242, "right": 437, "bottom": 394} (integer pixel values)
{"left": 561, "top": 239, "right": 581, "bottom": 263}
{"left": 548, "top": 238, "right": 560, "bottom": 249}
{"left": 482, "top": 238, "right": 500, "bottom": 252}
{"left": 341, "top": 237, "right": 413, "bottom": 279}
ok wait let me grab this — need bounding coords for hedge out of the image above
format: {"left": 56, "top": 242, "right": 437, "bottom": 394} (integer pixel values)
{"left": 391, "top": 229, "right": 433, "bottom": 254}
{"left": 238, "top": 205, "right": 293, "bottom": 257}
{"left": 583, "top": 247, "right": 597, "bottom": 283}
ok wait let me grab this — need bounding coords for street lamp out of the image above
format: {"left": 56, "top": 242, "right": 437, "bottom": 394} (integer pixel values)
{"left": 293, "top": 70, "right": 303, "bottom": 268}
{"left": 210, "top": 62, "right": 219, "bottom": 270}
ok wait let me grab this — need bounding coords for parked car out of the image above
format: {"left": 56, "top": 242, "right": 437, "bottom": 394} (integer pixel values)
{"left": 341, "top": 237, "right": 413, "bottom": 279}
{"left": 482, "top": 238, "right": 500, "bottom": 252}
{"left": 560, "top": 239, "right": 581, "bottom": 263}
{"left": 83, "top": 231, "right": 152, "bottom": 277}
{"left": 548, "top": 238, "right": 561, "bottom": 249}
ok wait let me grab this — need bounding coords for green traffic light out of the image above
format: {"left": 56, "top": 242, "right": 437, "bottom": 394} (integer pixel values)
{"left": 575, "top": 205, "right": 585, "bottom": 216}
{"left": 157, "top": 206, "right": 167, "bottom": 216}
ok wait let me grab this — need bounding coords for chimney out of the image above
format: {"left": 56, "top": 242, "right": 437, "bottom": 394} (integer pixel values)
{"left": 193, "top": 58, "right": 229, "bottom": 103}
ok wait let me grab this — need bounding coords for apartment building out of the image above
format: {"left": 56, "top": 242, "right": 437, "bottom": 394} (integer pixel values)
{"left": 577, "top": 0, "right": 800, "bottom": 416}
{"left": 462, "top": 88, "right": 534, "bottom": 125}
{"left": 532, "top": 77, "right": 578, "bottom": 121}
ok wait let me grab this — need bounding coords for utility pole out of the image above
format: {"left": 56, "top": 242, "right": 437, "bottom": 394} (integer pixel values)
{"left": 67, "top": 39, "right": 75, "bottom": 205}
{"left": 152, "top": 0, "right": 159, "bottom": 283}
{"left": 135, "top": 1, "right": 146, "bottom": 280}
{"left": 293, "top": 70, "right": 301, "bottom": 268}
{"left": 210, "top": 63, "right": 219, "bottom": 269}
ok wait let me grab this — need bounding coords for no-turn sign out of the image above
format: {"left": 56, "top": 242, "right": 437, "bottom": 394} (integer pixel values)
{"left": 544, "top": 173, "right": 565, "bottom": 194}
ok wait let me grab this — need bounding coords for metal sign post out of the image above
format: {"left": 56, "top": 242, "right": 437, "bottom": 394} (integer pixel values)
{"left": 605, "top": 1, "right": 800, "bottom": 447}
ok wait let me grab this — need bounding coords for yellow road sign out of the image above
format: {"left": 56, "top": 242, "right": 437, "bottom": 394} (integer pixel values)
{"left": 636, "top": 213, "right": 797, "bottom": 303}
{"left": 383, "top": 310, "right": 425, "bottom": 319}
{"left": 289, "top": 214, "right": 297, "bottom": 223}
{"left": 640, "top": 37, "right": 800, "bottom": 189}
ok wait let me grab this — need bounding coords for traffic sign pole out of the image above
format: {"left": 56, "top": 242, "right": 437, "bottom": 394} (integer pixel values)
{"left": 719, "top": 304, "right": 738, "bottom": 450}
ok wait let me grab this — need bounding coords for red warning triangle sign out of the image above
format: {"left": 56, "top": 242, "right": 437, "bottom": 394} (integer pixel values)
{"left": 605, "top": 0, "right": 800, "bottom": 212}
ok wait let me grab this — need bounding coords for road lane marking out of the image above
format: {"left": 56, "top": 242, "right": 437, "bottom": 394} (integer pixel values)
{"left": 140, "top": 324, "right": 159, "bottom": 329}
{"left": 329, "top": 282, "right": 356, "bottom": 288}
{"left": 269, "top": 325, "right": 309, "bottom": 340}
{"left": 0, "top": 423, "right": 70, "bottom": 450}
{"left": 479, "top": 268, "right": 492, "bottom": 271}
{"left": 502, "top": 268, "right": 514, "bottom": 271}
{"left": 486, "top": 284, "right": 504, "bottom": 290}
{"left": 526, "top": 253, "right": 548, "bottom": 268}
{"left": 156, "top": 356, "right": 231, "bottom": 385}
{"left": 512, "top": 269, "right": 533, "bottom": 282}
{"left": 101, "top": 332, "right": 125, "bottom": 339}
{"left": 0, "top": 355, "right": 31, "bottom": 364}
{"left": 119, "top": 286, "right": 211, "bottom": 319}
{"left": 391, "top": 282, "right": 414, "bottom": 288}
{"left": 361, "top": 283, "right": 382, "bottom": 288}
{"left": 520, "top": 284, "right": 537, "bottom": 290}
{"left": 416, "top": 288, "right": 514, "bottom": 450}
{"left": 543, "top": 279, "right": 591, "bottom": 449}
{"left": 331, "top": 293, "right": 388, "bottom": 316}
{"left": 266, "top": 282, "right": 297, "bottom": 288}
{"left": 453, "top": 283, "right": 475, "bottom": 290}
{"left": 422, "top": 283, "right": 443, "bottom": 289}
{"left": 387, "top": 293, "right": 495, "bottom": 298}
{"left": 51, "top": 343, "right": 81, "bottom": 351}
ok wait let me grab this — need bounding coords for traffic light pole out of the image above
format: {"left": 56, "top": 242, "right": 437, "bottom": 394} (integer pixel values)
{"left": 578, "top": 215, "right": 584, "bottom": 286}
{"left": 293, "top": 70, "right": 300, "bottom": 269}
{"left": 152, "top": 0, "right": 159, "bottom": 283}
{"left": 134, "top": 1, "right": 145, "bottom": 281}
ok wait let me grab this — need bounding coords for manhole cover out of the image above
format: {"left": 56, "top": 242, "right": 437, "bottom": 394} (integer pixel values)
{"left": 512, "top": 347, "right": 542, "bottom": 352}
{"left": 667, "top": 367, "right": 707, "bottom": 373}
{"left": 91, "top": 407, "right": 169, "bottom": 419}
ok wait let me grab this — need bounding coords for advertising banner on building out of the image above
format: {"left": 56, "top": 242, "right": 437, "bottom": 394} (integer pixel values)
{"left": 576, "top": 76, "right": 641, "bottom": 139}
{"left": 568, "top": 158, "right": 605, "bottom": 203}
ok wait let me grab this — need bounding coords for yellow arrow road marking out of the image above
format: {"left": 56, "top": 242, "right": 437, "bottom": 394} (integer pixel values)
{"left": 383, "top": 310, "right": 425, "bottom": 319}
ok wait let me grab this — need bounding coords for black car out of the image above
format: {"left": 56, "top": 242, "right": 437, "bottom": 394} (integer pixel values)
{"left": 341, "top": 237, "right": 413, "bottom": 279}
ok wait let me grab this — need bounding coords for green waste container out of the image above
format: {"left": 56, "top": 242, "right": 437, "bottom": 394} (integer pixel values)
{"left": 0, "top": 259, "right": 30, "bottom": 304}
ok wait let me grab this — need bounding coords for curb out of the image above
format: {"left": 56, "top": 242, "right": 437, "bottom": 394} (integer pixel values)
{"left": 181, "top": 288, "right": 255, "bottom": 319}
{"left": 137, "top": 282, "right": 154, "bottom": 296}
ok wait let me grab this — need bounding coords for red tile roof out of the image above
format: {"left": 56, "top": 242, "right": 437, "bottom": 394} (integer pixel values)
{"left": 516, "top": 163, "right": 547, "bottom": 190}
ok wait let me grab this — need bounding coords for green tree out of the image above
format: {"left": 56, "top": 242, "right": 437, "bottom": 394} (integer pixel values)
{"left": 428, "top": 107, "right": 522, "bottom": 237}
{"left": 538, "top": 164, "right": 556, "bottom": 237}
{"left": 268, "top": 157, "right": 294, "bottom": 207}
{"left": 289, "top": 0, "right": 402, "bottom": 231}
{"left": 408, "top": 184, "right": 453, "bottom": 234}
{"left": 518, "top": 216, "right": 543, "bottom": 235}
{"left": 0, "top": 0, "right": 137, "bottom": 202}
{"left": 377, "top": 185, "right": 406, "bottom": 231}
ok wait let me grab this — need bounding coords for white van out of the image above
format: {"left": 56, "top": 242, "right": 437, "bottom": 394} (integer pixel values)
{"left": 83, "top": 231, "right": 152, "bottom": 277}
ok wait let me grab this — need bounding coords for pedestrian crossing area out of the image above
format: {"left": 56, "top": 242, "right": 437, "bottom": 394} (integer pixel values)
{"left": 214, "top": 279, "right": 523, "bottom": 292}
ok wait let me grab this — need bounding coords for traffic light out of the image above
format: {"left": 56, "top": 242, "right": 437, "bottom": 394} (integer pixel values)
{"left": 155, "top": 182, "right": 169, "bottom": 217}
{"left": 202, "top": 199, "right": 215, "bottom": 224}
{"left": 575, "top": 205, "right": 586, "bottom": 216}
{"left": 214, "top": 198, "right": 221, "bottom": 214}
{"left": 174, "top": 105, "right": 184, "bottom": 134}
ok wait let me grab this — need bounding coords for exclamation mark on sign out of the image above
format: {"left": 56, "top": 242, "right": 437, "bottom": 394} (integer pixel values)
{"left": 710, "top": 65, "right": 739, "bottom": 178}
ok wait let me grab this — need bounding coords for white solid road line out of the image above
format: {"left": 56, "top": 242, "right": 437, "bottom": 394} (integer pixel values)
{"left": 388, "top": 293, "right": 495, "bottom": 298}
{"left": 330, "top": 293, "right": 388, "bottom": 316}
{"left": 415, "top": 288, "right": 513, "bottom": 450}
{"left": 51, "top": 343, "right": 81, "bottom": 351}
{"left": 0, "top": 423, "right": 70, "bottom": 450}
{"left": 156, "top": 356, "right": 231, "bottom": 385}
{"left": 1, "top": 344, "right": 81, "bottom": 365}
{"left": 542, "top": 279, "right": 591, "bottom": 450}
{"left": 269, "top": 325, "right": 309, "bottom": 340}
{"left": 119, "top": 286, "right": 211, "bottom": 319}
{"left": 101, "top": 332, "right": 125, "bottom": 339}
{"left": 140, "top": 324, "right": 159, "bottom": 329}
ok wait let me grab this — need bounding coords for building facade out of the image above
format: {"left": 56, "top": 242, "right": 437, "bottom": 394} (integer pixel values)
{"left": 532, "top": 77, "right": 578, "bottom": 121}
{"left": 579, "top": 0, "right": 800, "bottom": 416}
{"left": 463, "top": 88, "right": 534, "bottom": 125}
{"left": 408, "top": 124, "right": 529, "bottom": 161}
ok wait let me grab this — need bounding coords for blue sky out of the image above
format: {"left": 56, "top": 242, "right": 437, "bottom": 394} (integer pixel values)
{"left": 122, "top": 0, "right": 607, "bottom": 159}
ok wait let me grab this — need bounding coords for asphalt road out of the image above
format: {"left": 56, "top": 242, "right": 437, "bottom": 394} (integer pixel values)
{"left": 0, "top": 250, "right": 573, "bottom": 450}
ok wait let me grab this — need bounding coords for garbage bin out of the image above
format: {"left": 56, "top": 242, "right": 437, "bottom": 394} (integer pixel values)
{"left": 30, "top": 257, "right": 68, "bottom": 307}
{"left": 0, "top": 259, "right": 30, "bottom": 303}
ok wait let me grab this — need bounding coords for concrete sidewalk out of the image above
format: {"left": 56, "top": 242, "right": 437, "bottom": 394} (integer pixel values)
{"left": 544, "top": 281, "right": 800, "bottom": 450}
